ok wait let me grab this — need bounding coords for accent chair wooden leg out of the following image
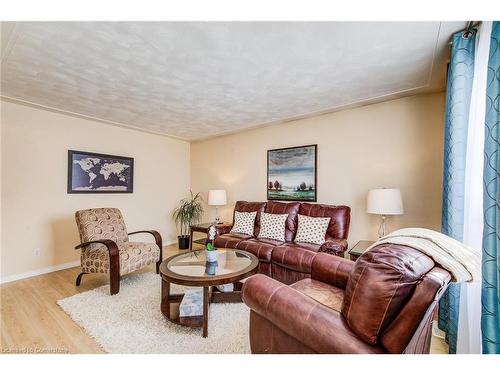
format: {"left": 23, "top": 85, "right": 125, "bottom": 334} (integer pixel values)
{"left": 110, "top": 271, "right": 120, "bottom": 295}
{"left": 75, "top": 272, "right": 87, "bottom": 286}
{"left": 108, "top": 244, "right": 120, "bottom": 295}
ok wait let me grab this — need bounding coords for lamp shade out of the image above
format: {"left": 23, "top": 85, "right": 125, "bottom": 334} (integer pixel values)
{"left": 367, "top": 188, "right": 404, "bottom": 215}
{"left": 208, "top": 189, "right": 227, "bottom": 206}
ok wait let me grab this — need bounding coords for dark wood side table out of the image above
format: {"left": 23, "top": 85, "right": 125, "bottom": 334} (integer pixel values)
{"left": 348, "top": 240, "right": 375, "bottom": 261}
{"left": 189, "top": 222, "right": 225, "bottom": 250}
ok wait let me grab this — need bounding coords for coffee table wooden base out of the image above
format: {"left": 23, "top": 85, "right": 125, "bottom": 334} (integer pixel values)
{"left": 160, "top": 278, "right": 244, "bottom": 338}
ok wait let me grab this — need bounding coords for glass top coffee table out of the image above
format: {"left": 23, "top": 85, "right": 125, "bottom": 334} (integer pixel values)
{"left": 159, "top": 248, "right": 258, "bottom": 337}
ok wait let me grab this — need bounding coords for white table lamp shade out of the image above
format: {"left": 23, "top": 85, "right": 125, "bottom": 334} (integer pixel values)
{"left": 367, "top": 188, "right": 404, "bottom": 215}
{"left": 208, "top": 190, "right": 227, "bottom": 206}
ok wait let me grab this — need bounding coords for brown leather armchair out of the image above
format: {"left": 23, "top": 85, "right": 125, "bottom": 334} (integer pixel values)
{"left": 242, "top": 243, "right": 451, "bottom": 354}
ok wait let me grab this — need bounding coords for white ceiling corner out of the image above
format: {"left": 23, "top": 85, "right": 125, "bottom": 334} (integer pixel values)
{"left": 0, "top": 21, "right": 466, "bottom": 141}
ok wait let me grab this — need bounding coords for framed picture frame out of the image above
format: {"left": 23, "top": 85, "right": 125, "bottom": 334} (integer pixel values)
{"left": 267, "top": 144, "right": 317, "bottom": 202}
{"left": 67, "top": 150, "right": 134, "bottom": 193}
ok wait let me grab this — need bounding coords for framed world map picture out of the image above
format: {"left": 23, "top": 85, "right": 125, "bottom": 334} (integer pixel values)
{"left": 67, "top": 150, "right": 134, "bottom": 193}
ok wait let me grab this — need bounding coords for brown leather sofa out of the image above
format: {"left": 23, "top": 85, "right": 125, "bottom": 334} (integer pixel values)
{"left": 214, "top": 201, "right": 350, "bottom": 284}
{"left": 242, "top": 243, "right": 451, "bottom": 354}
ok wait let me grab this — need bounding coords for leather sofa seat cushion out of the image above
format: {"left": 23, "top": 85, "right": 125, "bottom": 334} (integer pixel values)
{"left": 214, "top": 233, "right": 252, "bottom": 249}
{"left": 236, "top": 238, "right": 283, "bottom": 262}
{"left": 341, "top": 244, "right": 435, "bottom": 345}
{"left": 265, "top": 201, "right": 300, "bottom": 242}
{"left": 298, "top": 203, "right": 350, "bottom": 241}
{"left": 291, "top": 279, "right": 344, "bottom": 312}
{"left": 272, "top": 242, "right": 320, "bottom": 274}
{"left": 233, "top": 201, "right": 267, "bottom": 237}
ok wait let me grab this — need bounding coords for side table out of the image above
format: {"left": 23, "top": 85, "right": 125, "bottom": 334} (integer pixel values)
{"left": 189, "top": 222, "right": 224, "bottom": 250}
{"left": 348, "top": 240, "right": 375, "bottom": 261}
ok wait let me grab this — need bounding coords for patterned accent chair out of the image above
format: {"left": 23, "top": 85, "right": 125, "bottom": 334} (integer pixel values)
{"left": 74, "top": 208, "right": 162, "bottom": 295}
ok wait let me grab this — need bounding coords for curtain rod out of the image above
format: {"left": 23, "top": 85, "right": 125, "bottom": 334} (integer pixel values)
{"left": 462, "top": 21, "right": 477, "bottom": 39}
{"left": 447, "top": 21, "right": 481, "bottom": 45}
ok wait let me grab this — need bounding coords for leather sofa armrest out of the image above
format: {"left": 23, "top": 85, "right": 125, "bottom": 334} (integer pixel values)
{"left": 216, "top": 224, "right": 233, "bottom": 236}
{"left": 242, "top": 274, "right": 384, "bottom": 353}
{"left": 311, "top": 253, "right": 354, "bottom": 289}
{"left": 318, "top": 239, "right": 348, "bottom": 256}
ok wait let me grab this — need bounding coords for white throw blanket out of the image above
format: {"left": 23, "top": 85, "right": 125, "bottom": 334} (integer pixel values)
{"left": 365, "top": 228, "right": 481, "bottom": 282}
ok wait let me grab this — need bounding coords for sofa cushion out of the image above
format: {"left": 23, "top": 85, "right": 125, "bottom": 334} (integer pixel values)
{"left": 272, "top": 242, "right": 319, "bottom": 274}
{"left": 81, "top": 241, "right": 160, "bottom": 275}
{"left": 294, "top": 214, "right": 331, "bottom": 245}
{"left": 341, "top": 244, "right": 435, "bottom": 345}
{"left": 265, "top": 201, "right": 300, "bottom": 242}
{"left": 75, "top": 208, "right": 129, "bottom": 248}
{"left": 298, "top": 203, "right": 350, "bottom": 241}
{"left": 231, "top": 211, "right": 257, "bottom": 236}
{"left": 214, "top": 233, "right": 251, "bottom": 249}
{"left": 233, "top": 201, "right": 267, "bottom": 236}
{"left": 258, "top": 212, "right": 288, "bottom": 241}
{"left": 236, "top": 238, "right": 283, "bottom": 262}
{"left": 291, "top": 279, "right": 344, "bottom": 312}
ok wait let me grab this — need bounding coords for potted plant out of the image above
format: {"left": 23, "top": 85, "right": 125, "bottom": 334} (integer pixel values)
{"left": 205, "top": 242, "right": 218, "bottom": 263}
{"left": 172, "top": 191, "right": 204, "bottom": 249}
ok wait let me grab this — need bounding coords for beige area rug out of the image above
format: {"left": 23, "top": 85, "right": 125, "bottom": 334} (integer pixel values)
{"left": 57, "top": 273, "right": 251, "bottom": 354}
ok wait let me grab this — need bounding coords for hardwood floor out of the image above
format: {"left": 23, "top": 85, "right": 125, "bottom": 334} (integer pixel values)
{"left": 0, "top": 243, "right": 185, "bottom": 354}
{"left": 0, "top": 243, "right": 449, "bottom": 354}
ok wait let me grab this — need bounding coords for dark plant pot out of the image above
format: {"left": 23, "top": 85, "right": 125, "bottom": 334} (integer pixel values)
{"left": 178, "top": 235, "right": 190, "bottom": 250}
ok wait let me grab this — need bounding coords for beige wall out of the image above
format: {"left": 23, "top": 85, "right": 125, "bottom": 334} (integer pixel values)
{"left": 191, "top": 93, "right": 445, "bottom": 248}
{"left": 1, "top": 100, "right": 190, "bottom": 278}
{"left": 0, "top": 92, "right": 445, "bottom": 279}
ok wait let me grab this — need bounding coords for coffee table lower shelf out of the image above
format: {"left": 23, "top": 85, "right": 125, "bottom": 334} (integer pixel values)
{"left": 160, "top": 279, "right": 244, "bottom": 337}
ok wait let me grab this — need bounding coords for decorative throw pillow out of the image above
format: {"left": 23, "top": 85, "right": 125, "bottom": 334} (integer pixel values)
{"left": 258, "top": 212, "right": 288, "bottom": 241}
{"left": 230, "top": 211, "right": 257, "bottom": 236}
{"left": 294, "top": 214, "right": 331, "bottom": 245}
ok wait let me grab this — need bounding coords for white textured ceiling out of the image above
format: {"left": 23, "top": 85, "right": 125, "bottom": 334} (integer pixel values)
{"left": 0, "top": 22, "right": 465, "bottom": 141}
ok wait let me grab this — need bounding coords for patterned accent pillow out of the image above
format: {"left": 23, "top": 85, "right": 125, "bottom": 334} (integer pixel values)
{"left": 230, "top": 211, "right": 257, "bottom": 236}
{"left": 258, "top": 212, "right": 288, "bottom": 242}
{"left": 294, "top": 214, "right": 331, "bottom": 245}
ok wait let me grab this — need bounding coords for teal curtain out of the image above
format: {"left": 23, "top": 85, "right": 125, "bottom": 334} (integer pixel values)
{"left": 482, "top": 20, "right": 500, "bottom": 354}
{"left": 439, "top": 30, "right": 476, "bottom": 354}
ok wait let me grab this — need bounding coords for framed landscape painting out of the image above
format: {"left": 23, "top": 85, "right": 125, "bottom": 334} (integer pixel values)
{"left": 67, "top": 150, "right": 134, "bottom": 193}
{"left": 267, "top": 144, "right": 317, "bottom": 202}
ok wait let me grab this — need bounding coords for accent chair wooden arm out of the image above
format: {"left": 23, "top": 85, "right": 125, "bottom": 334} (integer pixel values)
{"left": 128, "top": 230, "right": 162, "bottom": 245}
{"left": 74, "top": 239, "right": 120, "bottom": 295}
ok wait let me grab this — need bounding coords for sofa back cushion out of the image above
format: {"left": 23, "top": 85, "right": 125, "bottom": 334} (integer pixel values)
{"left": 258, "top": 212, "right": 288, "bottom": 241}
{"left": 265, "top": 201, "right": 300, "bottom": 242}
{"left": 233, "top": 201, "right": 267, "bottom": 237}
{"left": 231, "top": 211, "right": 258, "bottom": 236}
{"left": 341, "top": 244, "right": 435, "bottom": 345}
{"left": 298, "top": 203, "right": 350, "bottom": 240}
{"left": 294, "top": 214, "right": 331, "bottom": 245}
{"left": 75, "top": 208, "right": 129, "bottom": 245}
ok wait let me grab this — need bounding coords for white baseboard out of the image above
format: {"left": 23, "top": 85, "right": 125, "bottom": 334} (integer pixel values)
{"left": 0, "top": 260, "right": 81, "bottom": 284}
{"left": 0, "top": 242, "right": 177, "bottom": 285}
{"left": 0, "top": 241, "right": 177, "bottom": 284}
